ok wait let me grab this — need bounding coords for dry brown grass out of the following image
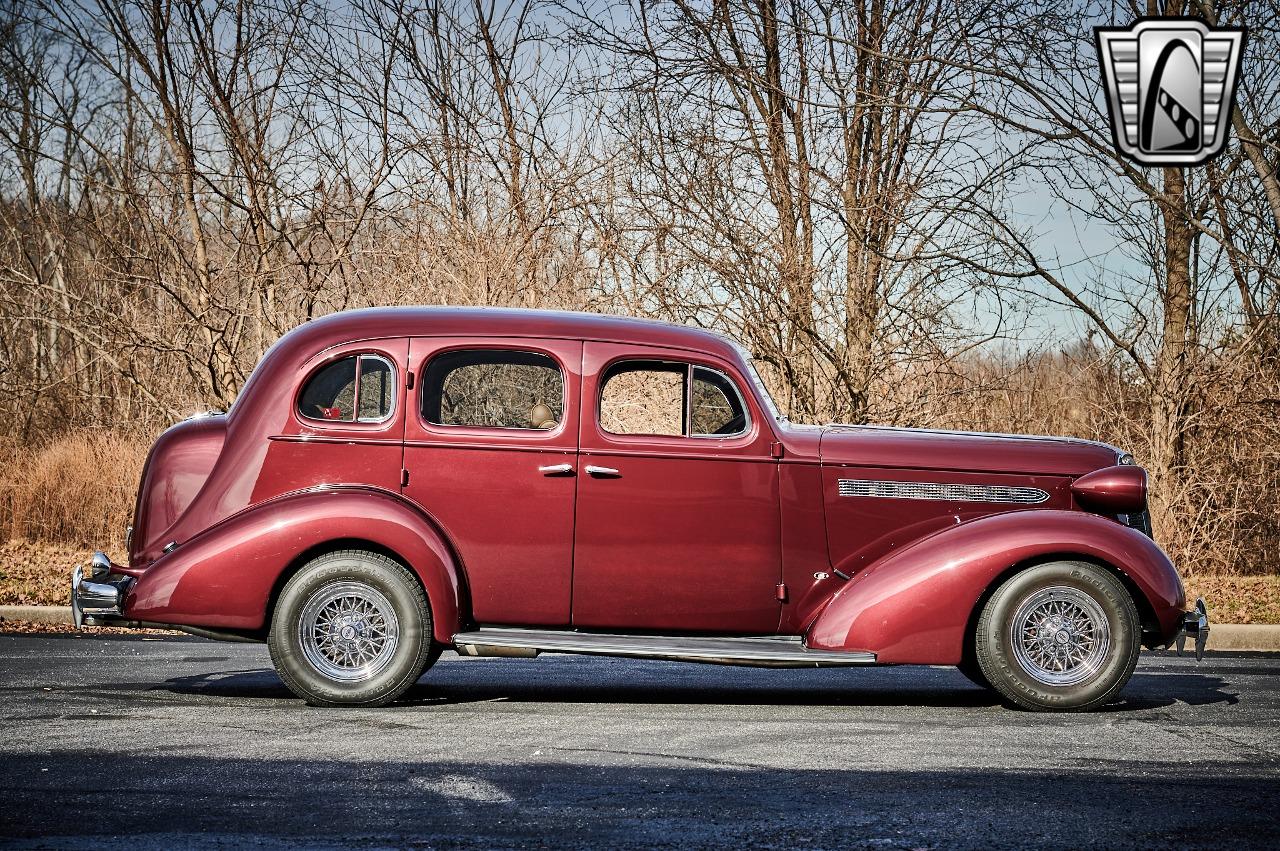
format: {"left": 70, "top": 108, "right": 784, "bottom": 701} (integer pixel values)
{"left": 1184, "top": 575, "right": 1280, "bottom": 625}
{"left": 0, "top": 432, "right": 147, "bottom": 549}
{"left": 0, "top": 619, "right": 181, "bottom": 635}
{"left": 0, "top": 539, "right": 99, "bottom": 605}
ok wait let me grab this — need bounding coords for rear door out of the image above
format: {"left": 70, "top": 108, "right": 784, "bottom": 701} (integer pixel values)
{"left": 402, "top": 337, "right": 582, "bottom": 626}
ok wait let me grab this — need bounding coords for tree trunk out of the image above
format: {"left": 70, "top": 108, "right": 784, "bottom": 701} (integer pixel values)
{"left": 1149, "top": 165, "right": 1195, "bottom": 543}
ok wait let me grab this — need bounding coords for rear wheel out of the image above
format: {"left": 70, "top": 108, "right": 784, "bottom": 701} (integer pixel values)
{"left": 975, "top": 561, "right": 1140, "bottom": 711}
{"left": 268, "top": 550, "right": 436, "bottom": 707}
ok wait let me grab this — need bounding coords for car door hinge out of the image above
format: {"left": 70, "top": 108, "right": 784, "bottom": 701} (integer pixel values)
{"left": 406, "top": 371, "right": 415, "bottom": 390}
{"left": 400, "top": 468, "right": 410, "bottom": 487}
{"left": 775, "top": 582, "right": 788, "bottom": 602}
{"left": 770, "top": 441, "right": 784, "bottom": 459}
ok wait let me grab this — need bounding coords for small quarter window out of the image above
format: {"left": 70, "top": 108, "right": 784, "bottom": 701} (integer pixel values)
{"left": 298, "top": 354, "right": 396, "bottom": 423}
{"left": 691, "top": 367, "right": 748, "bottom": 436}
{"left": 357, "top": 356, "right": 394, "bottom": 421}
{"left": 599, "top": 361, "right": 749, "bottom": 438}
{"left": 423, "top": 349, "right": 564, "bottom": 430}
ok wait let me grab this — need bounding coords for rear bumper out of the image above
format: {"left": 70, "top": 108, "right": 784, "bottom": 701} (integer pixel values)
{"left": 70, "top": 553, "right": 133, "bottom": 628}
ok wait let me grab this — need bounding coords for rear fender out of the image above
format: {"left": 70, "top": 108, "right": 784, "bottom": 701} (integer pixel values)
{"left": 806, "top": 510, "right": 1185, "bottom": 664}
{"left": 123, "top": 486, "right": 464, "bottom": 643}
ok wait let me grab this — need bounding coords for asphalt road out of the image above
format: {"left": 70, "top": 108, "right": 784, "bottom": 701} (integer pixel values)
{"left": 0, "top": 635, "right": 1277, "bottom": 850}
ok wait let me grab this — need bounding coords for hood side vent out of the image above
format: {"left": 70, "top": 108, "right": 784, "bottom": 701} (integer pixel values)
{"left": 838, "top": 478, "right": 1050, "bottom": 505}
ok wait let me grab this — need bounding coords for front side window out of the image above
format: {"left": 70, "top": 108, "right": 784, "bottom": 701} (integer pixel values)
{"left": 599, "top": 361, "right": 749, "bottom": 438}
{"left": 298, "top": 354, "right": 397, "bottom": 423}
{"left": 422, "top": 349, "right": 564, "bottom": 430}
{"left": 599, "top": 363, "right": 685, "bottom": 436}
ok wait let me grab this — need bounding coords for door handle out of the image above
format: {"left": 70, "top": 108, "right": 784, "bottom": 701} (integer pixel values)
{"left": 585, "top": 465, "right": 621, "bottom": 478}
{"left": 538, "top": 463, "right": 575, "bottom": 476}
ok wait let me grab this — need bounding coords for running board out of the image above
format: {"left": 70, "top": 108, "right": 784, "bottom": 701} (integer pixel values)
{"left": 452, "top": 628, "right": 876, "bottom": 668}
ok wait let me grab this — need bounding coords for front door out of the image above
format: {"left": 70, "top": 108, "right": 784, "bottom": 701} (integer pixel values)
{"left": 402, "top": 337, "right": 582, "bottom": 626}
{"left": 571, "top": 342, "right": 782, "bottom": 633}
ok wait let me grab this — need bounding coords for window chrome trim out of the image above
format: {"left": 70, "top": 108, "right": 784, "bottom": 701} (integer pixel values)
{"left": 837, "top": 479, "right": 1050, "bottom": 505}
{"left": 420, "top": 347, "right": 566, "bottom": 432}
{"left": 597, "top": 360, "right": 752, "bottom": 440}
{"left": 355, "top": 354, "right": 397, "bottom": 423}
{"left": 296, "top": 352, "right": 397, "bottom": 427}
{"left": 690, "top": 365, "right": 751, "bottom": 439}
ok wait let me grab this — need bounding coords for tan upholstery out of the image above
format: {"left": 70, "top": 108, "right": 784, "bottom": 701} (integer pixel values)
{"left": 530, "top": 403, "right": 557, "bottom": 429}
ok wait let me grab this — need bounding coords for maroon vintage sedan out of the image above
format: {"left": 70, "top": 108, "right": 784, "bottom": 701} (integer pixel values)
{"left": 71, "top": 307, "right": 1208, "bottom": 710}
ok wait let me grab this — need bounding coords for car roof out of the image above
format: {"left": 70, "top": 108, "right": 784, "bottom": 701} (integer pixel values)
{"left": 287, "top": 306, "right": 745, "bottom": 360}
{"left": 231, "top": 307, "right": 763, "bottom": 421}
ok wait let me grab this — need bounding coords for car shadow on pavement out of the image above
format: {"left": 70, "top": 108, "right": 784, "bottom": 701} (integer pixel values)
{"left": 1120, "top": 671, "right": 1240, "bottom": 708}
{"left": 160, "top": 666, "right": 1004, "bottom": 708}
{"left": 158, "top": 661, "right": 1241, "bottom": 711}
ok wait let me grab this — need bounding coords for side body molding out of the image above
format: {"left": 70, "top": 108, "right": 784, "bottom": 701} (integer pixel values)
{"left": 806, "top": 510, "right": 1185, "bottom": 664}
{"left": 123, "top": 487, "right": 464, "bottom": 643}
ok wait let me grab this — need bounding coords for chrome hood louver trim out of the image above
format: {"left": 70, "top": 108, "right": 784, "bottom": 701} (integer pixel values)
{"left": 837, "top": 478, "right": 1050, "bottom": 505}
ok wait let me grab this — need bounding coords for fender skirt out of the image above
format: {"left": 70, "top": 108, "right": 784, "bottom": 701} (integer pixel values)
{"left": 123, "top": 487, "right": 463, "bottom": 643}
{"left": 806, "top": 510, "right": 1185, "bottom": 664}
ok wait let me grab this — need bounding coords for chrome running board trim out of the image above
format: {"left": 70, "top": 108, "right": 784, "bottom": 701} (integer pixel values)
{"left": 453, "top": 628, "right": 876, "bottom": 668}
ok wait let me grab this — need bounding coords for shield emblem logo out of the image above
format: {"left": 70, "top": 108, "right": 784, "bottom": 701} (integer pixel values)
{"left": 1095, "top": 18, "right": 1246, "bottom": 166}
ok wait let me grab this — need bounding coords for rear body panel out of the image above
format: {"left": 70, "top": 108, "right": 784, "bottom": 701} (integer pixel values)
{"left": 129, "top": 416, "right": 226, "bottom": 564}
{"left": 123, "top": 487, "right": 462, "bottom": 644}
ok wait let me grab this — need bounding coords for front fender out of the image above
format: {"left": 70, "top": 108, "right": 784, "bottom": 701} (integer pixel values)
{"left": 806, "top": 510, "right": 1185, "bottom": 664}
{"left": 123, "top": 486, "right": 464, "bottom": 643}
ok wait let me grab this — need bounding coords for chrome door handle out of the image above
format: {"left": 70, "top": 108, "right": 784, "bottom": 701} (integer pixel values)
{"left": 585, "top": 465, "right": 621, "bottom": 478}
{"left": 538, "top": 463, "right": 575, "bottom": 476}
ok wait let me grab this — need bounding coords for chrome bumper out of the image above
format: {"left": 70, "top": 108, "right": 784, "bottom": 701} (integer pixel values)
{"left": 1175, "top": 597, "right": 1210, "bottom": 661}
{"left": 70, "top": 552, "right": 132, "bottom": 628}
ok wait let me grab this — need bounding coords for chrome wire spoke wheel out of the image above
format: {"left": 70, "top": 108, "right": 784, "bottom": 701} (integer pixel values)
{"left": 1010, "top": 586, "right": 1111, "bottom": 687}
{"left": 298, "top": 581, "right": 401, "bottom": 682}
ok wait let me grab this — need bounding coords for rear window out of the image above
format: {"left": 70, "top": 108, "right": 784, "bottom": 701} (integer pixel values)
{"left": 422, "top": 349, "right": 564, "bottom": 430}
{"left": 298, "top": 354, "right": 396, "bottom": 423}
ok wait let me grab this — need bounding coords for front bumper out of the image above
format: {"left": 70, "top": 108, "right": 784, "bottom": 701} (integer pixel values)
{"left": 70, "top": 553, "right": 133, "bottom": 628}
{"left": 1174, "top": 597, "right": 1210, "bottom": 661}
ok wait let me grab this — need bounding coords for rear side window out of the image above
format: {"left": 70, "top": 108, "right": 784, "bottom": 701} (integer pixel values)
{"left": 298, "top": 354, "right": 396, "bottom": 423}
{"left": 422, "top": 349, "right": 564, "bottom": 430}
{"left": 599, "top": 361, "right": 749, "bottom": 437}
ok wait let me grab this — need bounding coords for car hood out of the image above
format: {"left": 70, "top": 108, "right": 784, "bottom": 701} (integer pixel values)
{"left": 819, "top": 425, "right": 1122, "bottom": 477}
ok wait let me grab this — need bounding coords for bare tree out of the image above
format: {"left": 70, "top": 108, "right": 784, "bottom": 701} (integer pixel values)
{"left": 577, "top": 0, "right": 1002, "bottom": 422}
{"left": 940, "top": 0, "right": 1280, "bottom": 545}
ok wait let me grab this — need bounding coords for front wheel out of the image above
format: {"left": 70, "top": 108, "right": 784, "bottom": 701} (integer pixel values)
{"left": 268, "top": 550, "right": 437, "bottom": 707}
{"left": 974, "top": 561, "right": 1141, "bottom": 712}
